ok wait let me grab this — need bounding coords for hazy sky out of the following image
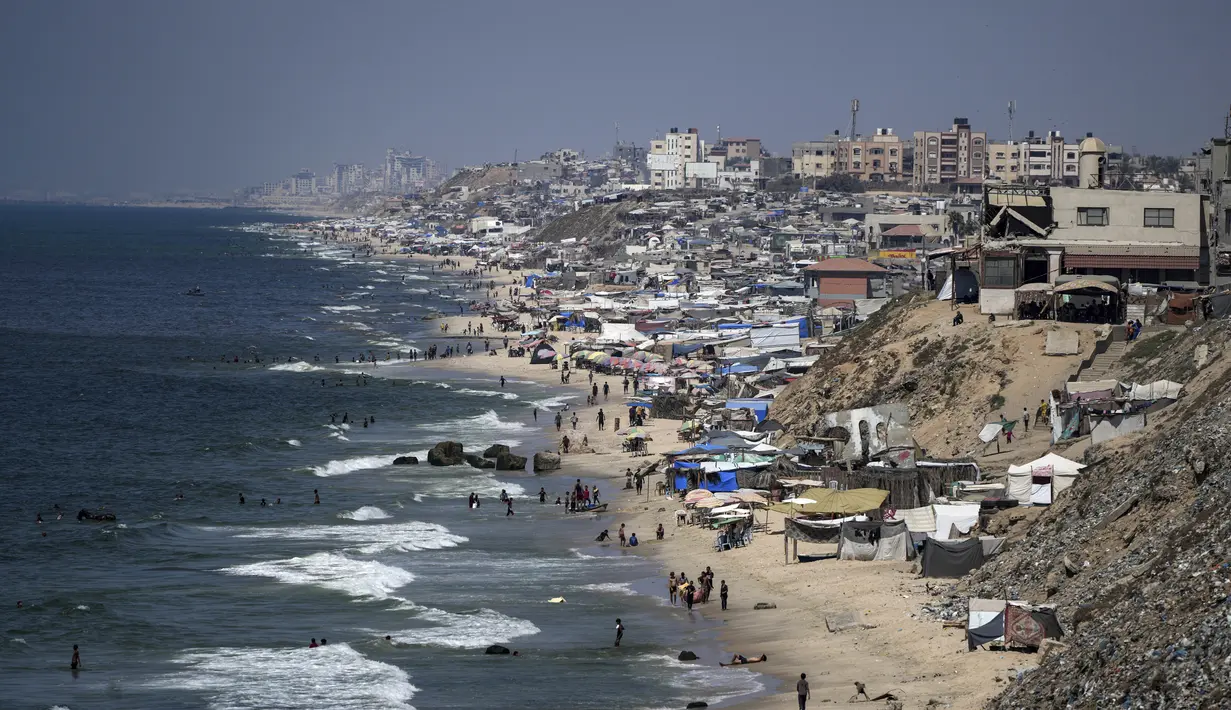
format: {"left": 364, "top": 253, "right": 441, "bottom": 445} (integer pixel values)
{"left": 3, "top": 0, "right": 1230, "bottom": 195}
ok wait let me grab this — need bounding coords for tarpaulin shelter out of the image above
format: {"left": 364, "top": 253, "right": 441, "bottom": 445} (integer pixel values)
{"left": 921, "top": 537, "right": 985, "bottom": 578}
{"left": 769, "top": 487, "right": 888, "bottom": 516}
{"left": 836, "top": 519, "right": 914, "bottom": 561}
{"left": 1006, "top": 453, "right": 1086, "bottom": 505}
{"left": 529, "top": 343, "right": 558, "bottom": 365}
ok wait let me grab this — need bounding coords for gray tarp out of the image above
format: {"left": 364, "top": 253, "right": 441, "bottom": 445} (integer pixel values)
{"left": 784, "top": 517, "right": 843, "bottom": 544}
{"left": 921, "top": 538, "right": 985, "bottom": 578}
{"left": 836, "top": 519, "right": 914, "bottom": 561}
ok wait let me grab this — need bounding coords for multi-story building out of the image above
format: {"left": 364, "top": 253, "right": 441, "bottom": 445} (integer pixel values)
{"left": 649, "top": 128, "right": 702, "bottom": 189}
{"left": 331, "top": 163, "right": 366, "bottom": 195}
{"left": 1197, "top": 136, "right": 1231, "bottom": 279}
{"left": 721, "top": 137, "right": 762, "bottom": 163}
{"left": 290, "top": 170, "right": 317, "bottom": 197}
{"left": 385, "top": 150, "right": 440, "bottom": 193}
{"left": 986, "top": 131, "right": 1084, "bottom": 186}
{"left": 792, "top": 136, "right": 839, "bottom": 180}
{"left": 834, "top": 129, "right": 905, "bottom": 183}
{"left": 913, "top": 118, "right": 988, "bottom": 186}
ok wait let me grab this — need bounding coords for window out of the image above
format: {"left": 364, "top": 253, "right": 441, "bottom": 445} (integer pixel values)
{"left": 928, "top": 137, "right": 938, "bottom": 145}
{"left": 984, "top": 257, "right": 1017, "bottom": 287}
{"left": 1065, "top": 165, "right": 1076, "bottom": 172}
{"left": 890, "top": 148, "right": 898, "bottom": 156}
{"left": 941, "top": 138, "right": 957, "bottom": 146}
{"left": 941, "top": 151, "right": 956, "bottom": 160}
{"left": 973, "top": 138, "right": 984, "bottom": 145}
{"left": 1066, "top": 152, "right": 1076, "bottom": 159}
{"left": 1030, "top": 150, "right": 1048, "bottom": 158}
{"left": 889, "top": 162, "right": 897, "bottom": 171}
{"left": 974, "top": 152, "right": 982, "bottom": 158}
{"left": 872, "top": 160, "right": 881, "bottom": 168}
{"left": 853, "top": 148, "right": 861, "bottom": 155}
{"left": 1010, "top": 166, "right": 1018, "bottom": 172}
{"left": 995, "top": 152, "right": 1005, "bottom": 159}
{"left": 1078, "top": 207, "right": 1108, "bottom": 226}
{"left": 1144, "top": 207, "right": 1175, "bottom": 228}
{"left": 853, "top": 161, "right": 861, "bottom": 169}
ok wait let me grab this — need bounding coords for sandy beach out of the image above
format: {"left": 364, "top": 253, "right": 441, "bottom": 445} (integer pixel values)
{"left": 292, "top": 227, "right": 1036, "bottom": 710}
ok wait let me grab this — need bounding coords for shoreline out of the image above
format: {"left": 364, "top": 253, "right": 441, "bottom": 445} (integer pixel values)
{"left": 283, "top": 222, "right": 1035, "bottom": 710}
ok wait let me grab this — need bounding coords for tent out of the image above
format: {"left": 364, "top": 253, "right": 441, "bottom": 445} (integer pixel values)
{"left": 932, "top": 503, "right": 981, "bottom": 540}
{"left": 836, "top": 519, "right": 914, "bottom": 561}
{"left": 967, "top": 598, "right": 1007, "bottom": 650}
{"left": 936, "top": 269, "right": 979, "bottom": 302}
{"left": 529, "top": 343, "right": 558, "bottom": 365}
{"left": 921, "top": 538, "right": 985, "bottom": 578}
{"left": 1007, "top": 453, "right": 1086, "bottom": 503}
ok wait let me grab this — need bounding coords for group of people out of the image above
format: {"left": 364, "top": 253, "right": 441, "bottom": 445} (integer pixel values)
{"left": 668, "top": 567, "right": 726, "bottom": 611}
{"left": 595, "top": 524, "right": 638, "bottom": 547}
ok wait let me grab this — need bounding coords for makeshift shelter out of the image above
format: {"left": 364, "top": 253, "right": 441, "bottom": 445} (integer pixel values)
{"left": 836, "top": 519, "right": 914, "bottom": 561}
{"left": 967, "top": 598, "right": 1007, "bottom": 650}
{"left": 932, "top": 503, "right": 981, "bottom": 540}
{"left": 921, "top": 538, "right": 985, "bottom": 578}
{"left": 1006, "top": 453, "right": 1086, "bottom": 505}
{"left": 769, "top": 487, "right": 888, "bottom": 515}
{"left": 529, "top": 342, "right": 558, "bottom": 365}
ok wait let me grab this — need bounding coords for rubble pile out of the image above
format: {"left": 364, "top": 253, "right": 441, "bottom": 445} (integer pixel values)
{"left": 959, "top": 324, "right": 1231, "bottom": 708}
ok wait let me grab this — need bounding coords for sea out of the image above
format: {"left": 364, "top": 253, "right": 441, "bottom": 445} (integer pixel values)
{"left": 0, "top": 205, "right": 766, "bottom": 710}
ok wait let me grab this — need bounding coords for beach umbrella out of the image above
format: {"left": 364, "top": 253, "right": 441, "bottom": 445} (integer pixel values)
{"left": 685, "top": 489, "right": 715, "bottom": 503}
{"left": 624, "top": 427, "right": 649, "bottom": 440}
{"left": 694, "top": 498, "right": 724, "bottom": 509}
{"left": 586, "top": 351, "right": 608, "bottom": 362}
{"left": 647, "top": 353, "right": 665, "bottom": 362}
{"left": 631, "top": 351, "right": 649, "bottom": 362}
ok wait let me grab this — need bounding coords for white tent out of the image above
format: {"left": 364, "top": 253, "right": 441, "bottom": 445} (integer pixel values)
{"left": 1007, "top": 453, "right": 1087, "bottom": 503}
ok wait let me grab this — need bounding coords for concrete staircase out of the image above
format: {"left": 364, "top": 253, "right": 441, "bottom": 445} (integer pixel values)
{"left": 1078, "top": 340, "right": 1127, "bottom": 381}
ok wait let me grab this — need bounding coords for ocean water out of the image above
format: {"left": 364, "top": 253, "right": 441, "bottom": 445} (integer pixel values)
{"left": 0, "top": 205, "right": 764, "bottom": 710}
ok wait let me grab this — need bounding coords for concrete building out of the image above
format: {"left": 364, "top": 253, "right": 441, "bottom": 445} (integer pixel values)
{"left": 385, "top": 150, "right": 440, "bottom": 193}
{"left": 792, "top": 136, "right": 839, "bottom": 179}
{"left": 835, "top": 129, "right": 905, "bottom": 183}
{"left": 649, "top": 128, "right": 702, "bottom": 189}
{"left": 803, "top": 258, "right": 889, "bottom": 304}
{"left": 331, "top": 163, "right": 366, "bottom": 195}
{"left": 913, "top": 118, "right": 988, "bottom": 186}
{"left": 979, "top": 140, "right": 1208, "bottom": 315}
{"left": 721, "top": 137, "right": 762, "bottom": 163}
{"left": 290, "top": 170, "right": 317, "bottom": 197}
{"left": 986, "top": 131, "right": 1085, "bottom": 186}
{"left": 1196, "top": 136, "right": 1231, "bottom": 279}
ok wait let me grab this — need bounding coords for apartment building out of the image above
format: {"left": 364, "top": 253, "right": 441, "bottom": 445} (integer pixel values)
{"left": 792, "top": 137, "right": 839, "bottom": 179}
{"left": 649, "top": 128, "right": 702, "bottom": 189}
{"left": 986, "top": 131, "right": 1084, "bottom": 186}
{"left": 722, "top": 137, "right": 762, "bottom": 163}
{"left": 835, "top": 129, "right": 905, "bottom": 182}
{"left": 913, "top": 118, "right": 988, "bottom": 186}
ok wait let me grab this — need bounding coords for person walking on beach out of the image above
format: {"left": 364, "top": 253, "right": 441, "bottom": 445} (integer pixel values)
{"left": 618, "top": 523, "right": 627, "bottom": 547}
{"left": 570, "top": 412, "right": 578, "bottom": 430}
{"left": 1022, "top": 407, "right": 1030, "bottom": 433}
{"left": 614, "top": 618, "right": 624, "bottom": 647}
{"left": 506, "top": 498, "right": 514, "bottom": 516}
{"left": 555, "top": 412, "right": 562, "bottom": 432}
{"left": 668, "top": 572, "right": 677, "bottom": 605}
{"left": 596, "top": 409, "right": 605, "bottom": 431}
{"left": 500, "top": 375, "right": 506, "bottom": 388}
{"left": 797, "top": 673, "right": 810, "bottom": 710}
{"left": 720, "top": 580, "right": 729, "bottom": 611}
{"left": 562, "top": 435, "right": 570, "bottom": 454}
{"left": 603, "top": 382, "right": 609, "bottom": 400}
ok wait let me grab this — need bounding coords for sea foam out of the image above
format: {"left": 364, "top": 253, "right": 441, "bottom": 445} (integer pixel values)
{"left": 309, "top": 452, "right": 424, "bottom": 477}
{"left": 146, "top": 643, "right": 416, "bottom": 710}
{"left": 394, "top": 607, "right": 540, "bottom": 649}
{"left": 221, "top": 552, "right": 414, "bottom": 600}
{"left": 337, "top": 506, "right": 391, "bottom": 521}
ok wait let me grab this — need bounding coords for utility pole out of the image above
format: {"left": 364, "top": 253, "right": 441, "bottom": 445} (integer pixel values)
{"left": 1007, "top": 100, "right": 1016, "bottom": 143}
{"left": 849, "top": 99, "right": 859, "bottom": 140}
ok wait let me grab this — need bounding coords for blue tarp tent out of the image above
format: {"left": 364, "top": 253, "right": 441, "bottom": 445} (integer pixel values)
{"left": 674, "top": 474, "right": 690, "bottom": 491}
{"left": 725, "top": 399, "right": 771, "bottom": 422}
{"left": 778, "top": 316, "right": 810, "bottom": 339}
{"left": 672, "top": 342, "right": 706, "bottom": 357}
{"left": 524, "top": 273, "right": 542, "bottom": 287}
{"left": 700, "top": 468, "right": 739, "bottom": 492}
{"left": 718, "top": 364, "right": 760, "bottom": 375}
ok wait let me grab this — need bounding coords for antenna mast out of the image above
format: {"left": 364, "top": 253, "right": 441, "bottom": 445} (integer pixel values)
{"left": 1007, "top": 100, "right": 1016, "bottom": 143}
{"left": 849, "top": 99, "right": 859, "bottom": 140}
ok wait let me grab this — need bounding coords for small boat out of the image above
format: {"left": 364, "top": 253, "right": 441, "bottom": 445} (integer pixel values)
{"left": 582, "top": 503, "right": 608, "bottom": 513}
{"left": 184, "top": 286, "right": 205, "bottom": 296}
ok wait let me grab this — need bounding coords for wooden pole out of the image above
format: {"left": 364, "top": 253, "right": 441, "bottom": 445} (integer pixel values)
{"left": 784, "top": 527, "right": 789, "bottom": 565}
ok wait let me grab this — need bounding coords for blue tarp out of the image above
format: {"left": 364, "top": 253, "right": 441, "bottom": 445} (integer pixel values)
{"left": 672, "top": 342, "right": 706, "bottom": 357}
{"left": 718, "top": 364, "right": 760, "bottom": 375}
{"left": 716, "top": 323, "right": 755, "bottom": 330}
{"left": 779, "top": 316, "right": 810, "bottom": 338}
{"left": 672, "top": 461, "right": 701, "bottom": 468}
{"left": 674, "top": 474, "right": 690, "bottom": 491}
{"left": 725, "top": 399, "right": 771, "bottom": 422}
{"left": 524, "top": 273, "right": 542, "bottom": 287}
{"left": 700, "top": 469, "right": 739, "bottom": 493}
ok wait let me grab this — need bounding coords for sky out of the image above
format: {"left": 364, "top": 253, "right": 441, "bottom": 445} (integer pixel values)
{"left": 2, "top": 0, "right": 1230, "bottom": 196}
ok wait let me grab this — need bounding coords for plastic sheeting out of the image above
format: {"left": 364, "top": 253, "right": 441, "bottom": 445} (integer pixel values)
{"left": 1128, "top": 380, "right": 1183, "bottom": 401}
{"left": 932, "top": 504, "right": 981, "bottom": 540}
{"left": 921, "top": 538, "right": 986, "bottom": 578}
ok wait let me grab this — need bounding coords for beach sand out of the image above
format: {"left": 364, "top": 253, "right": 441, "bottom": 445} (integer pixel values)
{"left": 293, "top": 226, "right": 1036, "bottom": 710}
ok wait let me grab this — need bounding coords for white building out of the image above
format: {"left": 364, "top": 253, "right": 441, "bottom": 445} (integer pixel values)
{"left": 649, "top": 127, "right": 703, "bottom": 189}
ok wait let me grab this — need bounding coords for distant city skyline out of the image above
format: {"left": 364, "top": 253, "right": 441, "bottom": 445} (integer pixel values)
{"left": 2, "top": 0, "right": 1229, "bottom": 195}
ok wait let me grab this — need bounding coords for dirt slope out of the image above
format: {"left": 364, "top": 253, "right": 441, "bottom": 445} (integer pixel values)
{"left": 963, "top": 319, "right": 1231, "bottom": 709}
{"left": 771, "top": 295, "right": 1096, "bottom": 457}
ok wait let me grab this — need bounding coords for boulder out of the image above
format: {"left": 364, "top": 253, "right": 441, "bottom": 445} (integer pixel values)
{"left": 753, "top": 602, "right": 777, "bottom": 610}
{"left": 677, "top": 650, "right": 698, "bottom": 661}
{"left": 496, "top": 452, "right": 527, "bottom": 471}
{"left": 427, "top": 441, "right": 465, "bottom": 466}
{"left": 686, "top": 703, "right": 709, "bottom": 709}
{"left": 483, "top": 644, "right": 510, "bottom": 655}
{"left": 465, "top": 454, "right": 496, "bottom": 470}
{"left": 533, "top": 451, "right": 561, "bottom": 472}
{"left": 483, "top": 444, "right": 511, "bottom": 459}
{"left": 392, "top": 456, "right": 419, "bottom": 465}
